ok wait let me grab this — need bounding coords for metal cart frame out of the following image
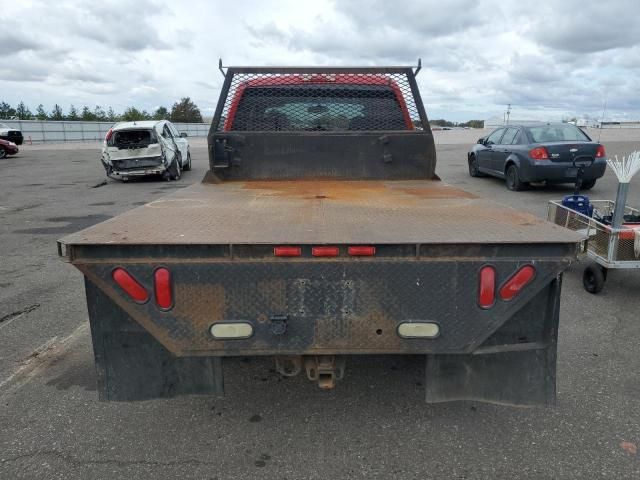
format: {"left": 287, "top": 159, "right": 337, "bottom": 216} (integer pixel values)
{"left": 548, "top": 199, "right": 640, "bottom": 292}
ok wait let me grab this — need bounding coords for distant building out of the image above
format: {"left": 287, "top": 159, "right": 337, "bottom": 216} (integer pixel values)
{"left": 598, "top": 120, "right": 640, "bottom": 129}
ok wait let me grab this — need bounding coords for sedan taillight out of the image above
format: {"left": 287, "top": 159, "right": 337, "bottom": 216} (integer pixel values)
{"left": 595, "top": 145, "right": 606, "bottom": 158}
{"left": 529, "top": 147, "right": 549, "bottom": 160}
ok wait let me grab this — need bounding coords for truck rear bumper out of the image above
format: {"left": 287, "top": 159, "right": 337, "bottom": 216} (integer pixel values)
{"left": 84, "top": 273, "right": 562, "bottom": 405}
{"left": 74, "top": 252, "right": 571, "bottom": 356}
{"left": 70, "top": 244, "right": 573, "bottom": 405}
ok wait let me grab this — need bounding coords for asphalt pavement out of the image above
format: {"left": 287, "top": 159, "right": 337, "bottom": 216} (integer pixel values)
{"left": 0, "top": 139, "right": 639, "bottom": 479}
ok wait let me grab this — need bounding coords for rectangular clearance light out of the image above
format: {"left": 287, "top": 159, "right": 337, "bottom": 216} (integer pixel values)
{"left": 397, "top": 322, "right": 440, "bottom": 339}
{"left": 348, "top": 246, "right": 376, "bottom": 256}
{"left": 210, "top": 322, "right": 254, "bottom": 339}
{"left": 274, "top": 246, "right": 302, "bottom": 257}
{"left": 312, "top": 246, "right": 339, "bottom": 257}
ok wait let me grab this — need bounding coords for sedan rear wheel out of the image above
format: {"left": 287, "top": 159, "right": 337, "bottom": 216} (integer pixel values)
{"left": 0, "top": 148, "right": 6, "bottom": 160}
{"left": 505, "top": 164, "right": 526, "bottom": 191}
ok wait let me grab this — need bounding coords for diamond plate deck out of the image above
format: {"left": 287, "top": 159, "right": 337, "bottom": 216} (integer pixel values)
{"left": 60, "top": 179, "right": 583, "bottom": 246}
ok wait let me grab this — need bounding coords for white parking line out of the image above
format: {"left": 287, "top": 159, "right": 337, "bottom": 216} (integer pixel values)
{"left": 0, "top": 323, "right": 88, "bottom": 394}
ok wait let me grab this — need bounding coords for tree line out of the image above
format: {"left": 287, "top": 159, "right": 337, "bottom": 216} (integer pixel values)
{"left": 430, "top": 119, "right": 484, "bottom": 128}
{"left": 0, "top": 97, "right": 204, "bottom": 123}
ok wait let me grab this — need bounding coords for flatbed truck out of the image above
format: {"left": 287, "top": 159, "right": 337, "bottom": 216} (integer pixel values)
{"left": 58, "top": 65, "right": 583, "bottom": 405}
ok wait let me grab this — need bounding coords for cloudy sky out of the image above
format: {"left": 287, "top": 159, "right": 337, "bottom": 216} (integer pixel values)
{"left": 1, "top": 0, "right": 639, "bottom": 122}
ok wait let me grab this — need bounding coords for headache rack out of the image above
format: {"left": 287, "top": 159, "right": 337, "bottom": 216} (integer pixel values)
{"left": 210, "top": 61, "right": 428, "bottom": 133}
{"left": 206, "top": 62, "right": 436, "bottom": 181}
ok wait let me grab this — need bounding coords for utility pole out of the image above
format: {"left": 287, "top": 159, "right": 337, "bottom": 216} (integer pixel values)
{"left": 506, "top": 104, "right": 512, "bottom": 125}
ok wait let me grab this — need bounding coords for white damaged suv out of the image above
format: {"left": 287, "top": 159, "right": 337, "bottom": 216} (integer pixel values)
{"left": 101, "top": 120, "right": 191, "bottom": 181}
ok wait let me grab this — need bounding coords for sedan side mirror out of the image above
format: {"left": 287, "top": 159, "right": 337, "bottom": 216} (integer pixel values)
{"left": 180, "top": 132, "right": 188, "bottom": 138}
{"left": 477, "top": 137, "right": 485, "bottom": 145}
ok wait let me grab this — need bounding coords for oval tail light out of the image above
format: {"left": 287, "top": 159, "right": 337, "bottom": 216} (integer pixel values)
{"left": 112, "top": 268, "right": 149, "bottom": 303}
{"left": 595, "top": 145, "right": 606, "bottom": 158}
{"left": 154, "top": 267, "right": 173, "bottom": 310}
{"left": 499, "top": 265, "right": 536, "bottom": 301}
{"left": 478, "top": 266, "right": 496, "bottom": 309}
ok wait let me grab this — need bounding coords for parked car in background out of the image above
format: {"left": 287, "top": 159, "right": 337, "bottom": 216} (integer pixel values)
{"left": 0, "top": 138, "right": 19, "bottom": 159}
{"left": 0, "top": 123, "right": 24, "bottom": 145}
{"left": 101, "top": 120, "right": 191, "bottom": 181}
{"left": 468, "top": 123, "right": 607, "bottom": 191}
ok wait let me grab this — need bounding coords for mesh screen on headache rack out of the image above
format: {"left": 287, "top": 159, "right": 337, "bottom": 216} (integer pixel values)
{"left": 214, "top": 69, "right": 425, "bottom": 132}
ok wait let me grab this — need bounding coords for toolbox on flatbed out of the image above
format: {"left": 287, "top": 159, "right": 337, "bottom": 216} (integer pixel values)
{"left": 59, "top": 64, "right": 583, "bottom": 405}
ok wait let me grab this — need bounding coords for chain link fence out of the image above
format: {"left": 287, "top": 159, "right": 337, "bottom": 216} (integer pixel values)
{"left": 0, "top": 119, "right": 210, "bottom": 144}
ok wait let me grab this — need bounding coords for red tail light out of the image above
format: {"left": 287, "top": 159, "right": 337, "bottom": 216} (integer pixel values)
{"left": 312, "top": 246, "right": 339, "bottom": 257}
{"left": 274, "top": 246, "right": 302, "bottom": 257}
{"left": 529, "top": 147, "right": 549, "bottom": 160}
{"left": 478, "top": 266, "right": 496, "bottom": 309}
{"left": 348, "top": 246, "right": 376, "bottom": 256}
{"left": 112, "top": 268, "right": 148, "bottom": 303}
{"left": 105, "top": 128, "right": 113, "bottom": 142}
{"left": 499, "top": 265, "right": 536, "bottom": 301}
{"left": 154, "top": 268, "right": 173, "bottom": 310}
{"left": 595, "top": 145, "right": 606, "bottom": 158}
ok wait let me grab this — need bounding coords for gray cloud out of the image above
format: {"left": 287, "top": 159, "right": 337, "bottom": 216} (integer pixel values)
{"left": 530, "top": 0, "right": 640, "bottom": 53}
{"left": 70, "top": 0, "right": 170, "bottom": 51}
{"left": 0, "top": 32, "right": 41, "bottom": 55}
{"left": 1, "top": 0, "right": 639, "bottom": 122}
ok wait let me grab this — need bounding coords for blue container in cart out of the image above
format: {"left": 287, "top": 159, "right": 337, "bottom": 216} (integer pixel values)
{"left": 561, "top": 194, "right": 593, "bottom": 217}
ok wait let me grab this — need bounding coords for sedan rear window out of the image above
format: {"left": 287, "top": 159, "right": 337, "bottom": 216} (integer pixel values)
{"left": 527, "top": 125, "right": 590, "bottom": 143}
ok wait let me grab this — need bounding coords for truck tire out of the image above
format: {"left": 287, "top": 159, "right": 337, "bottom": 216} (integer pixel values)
{"left": 468, "top": 154, "right": 483, "bottom": 177}
{"left": 505, "top": 164, "right": 526, "bottom": 191}
{"left": 580, "top": 179, "right": 596, "bottom": 190}
{"left": 583, "top": 263, "right": 606, "bottom": 294}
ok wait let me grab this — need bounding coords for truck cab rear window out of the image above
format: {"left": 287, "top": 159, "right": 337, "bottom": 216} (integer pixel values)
{"left": 230, "top": 85, "right": 408, "bottom": 131}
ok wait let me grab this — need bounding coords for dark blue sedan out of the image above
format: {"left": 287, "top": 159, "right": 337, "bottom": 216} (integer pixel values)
{"left": 467, "top": 123, "right": 607, "bottom": 191}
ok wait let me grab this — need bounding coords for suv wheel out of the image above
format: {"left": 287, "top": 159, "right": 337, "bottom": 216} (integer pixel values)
{"left": 0, "top": 148, "right": 6, "bottom": 160}
{"left": 183, "top": 152, "right": 192, "bottom": 171}
{"left": 168, "top": 154, "right": 182, "bottom": 181}
{"left": 505, "top": 164, "right": 526, "bottom": 191}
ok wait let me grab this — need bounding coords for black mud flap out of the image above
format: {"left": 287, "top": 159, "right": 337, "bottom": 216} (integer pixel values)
{"left": 85, "top": 279, "right": 224, "bottom": 401}
{"left": 425, "top": 276, "right": 561, "bottom": 406}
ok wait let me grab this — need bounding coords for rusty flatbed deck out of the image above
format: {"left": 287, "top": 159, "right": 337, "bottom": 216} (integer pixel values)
{"left": 61, "top": 180, "right": 582, "bottom": 246}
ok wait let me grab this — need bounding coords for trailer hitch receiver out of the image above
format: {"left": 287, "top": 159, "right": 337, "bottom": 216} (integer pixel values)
{"left": 304, "top": 356, "right": 346, "bottom": 390}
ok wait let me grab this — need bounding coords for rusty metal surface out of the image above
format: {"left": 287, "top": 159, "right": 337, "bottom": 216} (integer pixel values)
{"left": 60, "top": 180, "right": 583, "bottom": 246}
{"left": 78, "top": 257, "right": 569, "bottom": 357}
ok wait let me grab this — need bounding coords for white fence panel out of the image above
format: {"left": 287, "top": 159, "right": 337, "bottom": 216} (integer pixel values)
{"left": 0, "top": 119, "right": 210, "bottom": 143}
